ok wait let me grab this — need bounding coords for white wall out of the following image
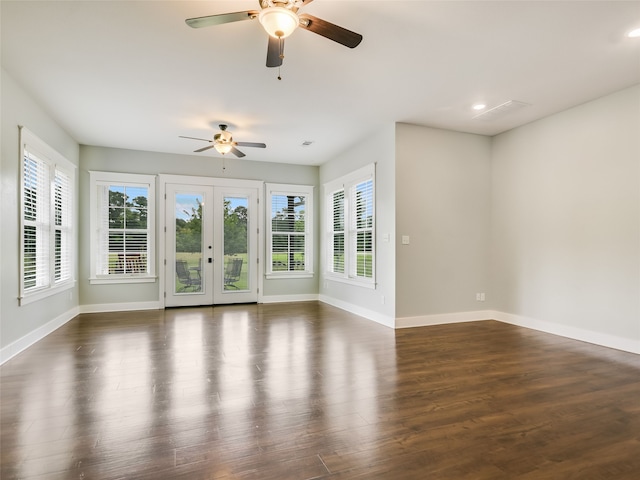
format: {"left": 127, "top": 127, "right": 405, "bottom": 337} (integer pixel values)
{"left": 319, "top": 124, "right": 396, "bottom": 327}
{"left": 79, "top": 145, "right": 320, "bottom": 309}
{"left": 395, "top": 124, "right": 492, "bottom": 326}
{"left": 491, "top": 85, "right": 640, "bottom": 351}
{"left": 1, "top": 68, "right": 80, "bottom": 357}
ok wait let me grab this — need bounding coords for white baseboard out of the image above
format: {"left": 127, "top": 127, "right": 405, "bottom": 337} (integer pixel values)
{"left": 493, "top": 311, "right": 640, "bottom": 355}
{"left": 79, "top": 301, "right": 162, "bottom": 314}
{"left": 0, "top": 306, "right": 79, "bottom": 364}
{"left": 396, "top": 310, "right": 496, "bottom": 329}
{"left": 396, "top": 309, "right": 639, "bottom": 355}
{"left": 261, "top": 294, "right": 319, "bottom": 304}
{"left": 318, "top": 294, "right": 395, "bottom": 328}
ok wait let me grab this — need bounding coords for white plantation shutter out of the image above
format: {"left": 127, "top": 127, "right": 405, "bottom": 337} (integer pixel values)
{"left": 331, "top": 189, "right": 345, "bottom": 274}
{"left": 350, "top": 179, "right": 374, "bottom": 279}
{"left": 54, "top": 168, "right": 73, "bottom": 283}
{"left": 90, "top": 172, "right": 155, "bottom": 282}
{"left": 97, "top": 183, "right": 150, "bottom": 275}
{"left": 22, "top": 150, "right": 51, "bottom": 291}
{"left": 97, "top": 184, "right": 110, "bottom": 275}
{"left": 266, "top": 184, "right": 314, "bottom": 276}
{"left": 20, "top": 126, "right": 76, "bottom": 304}
{"left": 325, "top": 163, "right": 375, "bottom": 286}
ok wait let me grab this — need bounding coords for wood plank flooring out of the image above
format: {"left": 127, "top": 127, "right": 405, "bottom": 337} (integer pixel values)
{"left": 2, "top": 302, "right": 640, "bottom": 479}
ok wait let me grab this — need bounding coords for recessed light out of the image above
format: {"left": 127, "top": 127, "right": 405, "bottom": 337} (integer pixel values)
{"left": 472, "top": 104, "right": 486, "bottom": 111}
{"left": 628, "top": 27, "right": 640, "bottom": 38}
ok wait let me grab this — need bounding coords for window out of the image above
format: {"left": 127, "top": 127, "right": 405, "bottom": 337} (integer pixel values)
{"left": 325, "top": 164, "right": 375, "bottom": 287}
{"left": 89, "top": 171, "right": 156, "bottom": 283}
{"left": 19, "top": 127, "right": 75, "bottom": 305}
{"left": 266, "top": 184, "right": 314, "bottom": 278}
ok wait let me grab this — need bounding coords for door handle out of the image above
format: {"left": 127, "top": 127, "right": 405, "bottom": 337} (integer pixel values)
{"left": 208, "top": 258, "right": 213, "bottom": 263}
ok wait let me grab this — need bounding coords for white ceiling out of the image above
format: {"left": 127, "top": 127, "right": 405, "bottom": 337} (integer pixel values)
{"left": 2, "top": 1, "right": 639, "bottom": 166}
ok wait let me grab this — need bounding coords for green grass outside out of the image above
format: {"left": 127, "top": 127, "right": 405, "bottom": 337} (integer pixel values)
{"left": 271, "top": 252, "right": 306, "bottom": 271}
{"left": 332, "top": 253, "right": 373, "bottom": 278}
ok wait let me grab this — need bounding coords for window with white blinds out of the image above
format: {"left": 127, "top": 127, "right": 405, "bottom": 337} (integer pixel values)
{"left": 351, "top": 178, "right": 374, "bottom": 279}
{"left": 20, "top": 127, "right": 76, "bottom": 305}
{"left": 325, "top": 164, "right": 375, "bottom": 286}
{"left": 89, "top": 172, "right": 156, "bottom": 283}
{"left": 331, "top": 190, "right": 345, "bottom": 274}
{"left": 266, "top": 184, "right": 314, "bottom": 277}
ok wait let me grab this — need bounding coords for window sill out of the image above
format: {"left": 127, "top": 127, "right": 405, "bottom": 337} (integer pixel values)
{"left": 19, "top": 280, "right": 75, "bottom": 306}
{"left": 90, "top": 276, "right": 157, "bottom": 285}
{"left": 325, "top": 275, "right": 376, "bottom": 289}
{"left": 265, "top": 272, "right": 314, "bottom": 280}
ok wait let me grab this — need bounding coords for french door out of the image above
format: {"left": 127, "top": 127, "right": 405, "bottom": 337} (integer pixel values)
{"left": 163, "top": 179, "right": 260, "bottom": 307}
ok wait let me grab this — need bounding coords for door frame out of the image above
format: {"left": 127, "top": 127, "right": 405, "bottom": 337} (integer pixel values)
{"left": 158, "top": 174, "right": 264, "bottom": 308}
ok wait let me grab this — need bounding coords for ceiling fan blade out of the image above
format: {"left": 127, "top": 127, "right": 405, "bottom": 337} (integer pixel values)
{"left": 186, "top": 10, "right": 258, "bottom": 29}
{"left": 236, "top": 142, "right": 266, "bottom": 148}
{"left": 266, "top": 36, "right": 283, "bottom": 68}
{"left": 179, "top": 135, "right": 211, "bottom": 142}
{"left": 194, "top": 145, "right": 216, "bottom": 153}
{"left": 230, "top": 147, "right": 246, "bottom": 158}
{"left": 299, "top": 14, "right": 363, "bottom": 48}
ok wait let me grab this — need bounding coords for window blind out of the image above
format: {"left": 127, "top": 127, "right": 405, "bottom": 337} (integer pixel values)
{"left": 324, "top": 163, "right": 375, "bottom": 286}
{"left": 23, "top": 150, "right": 51, "bottom": 291}
{"left": 54, "top": 168, "right": 72, "bottom": 283}
{"left": 331, "top": 189, "right": 345, "bottom": 274}
{"left": 271, "top": 194, "right": 307, "bottom": 272}
{"left": 351, "top": 179, "right": 374, "bottom": 279}
{"left": 98, "top": 183, "right": 150, "bottom": 275}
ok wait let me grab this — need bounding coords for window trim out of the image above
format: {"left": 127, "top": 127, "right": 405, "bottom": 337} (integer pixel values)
{"left": 89, "top": 171, "right": 156, "bottom": 284}
{"left": 265, "top": 183, "right": 314, "bottom": 279}
{"left": 324, "top": 163, "right": 376, "bottom": 288}
{"left": 19, "top": 126, "right": 76, "bottom": 306}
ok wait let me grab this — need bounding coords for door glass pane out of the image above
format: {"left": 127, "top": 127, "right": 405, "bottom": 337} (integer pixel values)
{"left": 174, "top": 193, "right": 203, "bottom": 294}
{"left": 223, "top": 196, "right": 248, "bottom": 291}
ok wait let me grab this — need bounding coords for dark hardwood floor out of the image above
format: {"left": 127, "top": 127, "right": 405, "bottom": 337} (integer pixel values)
{"left": 2, "top": 302, "right": 640, "bottom": 479}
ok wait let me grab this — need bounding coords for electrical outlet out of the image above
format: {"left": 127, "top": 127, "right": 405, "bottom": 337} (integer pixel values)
{"left": 476, "top": 293, "right": 485, "bottom": 302}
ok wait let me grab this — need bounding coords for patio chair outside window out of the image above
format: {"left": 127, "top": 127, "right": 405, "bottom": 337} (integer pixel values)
{"left": 176, "top": 260, "right": 201, "bottom": 291}
{"left": 224, "top": 258, "right": 243, "bottom": 289}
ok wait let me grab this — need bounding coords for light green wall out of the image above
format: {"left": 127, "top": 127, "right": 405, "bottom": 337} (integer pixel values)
{"left": 1, "top": 68, "right": 80, "bottom": 350}
{"left": 319, "top": 124, "right": 396, "bottom": 326}
{"left": 79, "top": 145, "right": 320, "bottom": 307}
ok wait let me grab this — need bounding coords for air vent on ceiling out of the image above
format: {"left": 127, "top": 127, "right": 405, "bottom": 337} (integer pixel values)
{"left": 473, "top": 100, "right": 530, "bottom": 121}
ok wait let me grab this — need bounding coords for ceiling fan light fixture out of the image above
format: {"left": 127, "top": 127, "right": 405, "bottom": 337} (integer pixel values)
{"left": 214, "top": 143, "right": 233, "bottom": 155}
{"left": 259, "top": 7, "right": 299, "bottom": 38}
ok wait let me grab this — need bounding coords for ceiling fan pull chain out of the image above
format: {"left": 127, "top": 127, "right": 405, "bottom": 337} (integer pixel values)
{"left": 277, "top": 36, "right": 284, "bottom": 80}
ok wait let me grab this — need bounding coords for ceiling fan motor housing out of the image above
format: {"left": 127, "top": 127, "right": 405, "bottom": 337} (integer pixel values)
{"left": 215, "top": 129, "right": 233, "bottom": 144}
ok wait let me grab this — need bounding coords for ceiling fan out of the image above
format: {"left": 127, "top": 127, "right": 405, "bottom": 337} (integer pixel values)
{"left": 180, "top": 125, "right": 266, "bottom": 158}
{"left": 185, "top": 0, "right": 363, "bottom": 68}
